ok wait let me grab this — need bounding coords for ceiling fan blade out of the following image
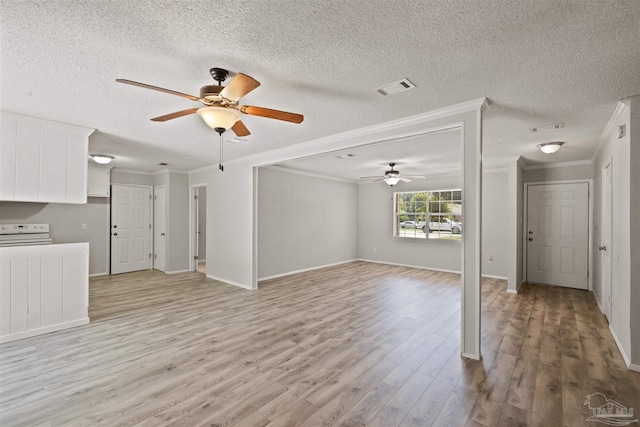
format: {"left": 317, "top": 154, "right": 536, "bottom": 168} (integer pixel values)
{"left": 116, "top": 79, "right": 200, "bottom": 101}
{"left": 359, "top": 175, "right": 383, "bottom": 180}
{"left": 150, "top": 108, "right": 199, "bottom": 122}
{"left": 398, "top": 177, "right": 412, "bottom": 182}
{"left": 239, "top": 105, "right": 304, "bottom": 123}
{"left": 219, "top": 73, "right": 261, "bottom": 101}
{"left": 403, "top": 175, "right": 426, "bottom": 179}
{"left": 231, "top": 120, "right": 251, "bottom": 137}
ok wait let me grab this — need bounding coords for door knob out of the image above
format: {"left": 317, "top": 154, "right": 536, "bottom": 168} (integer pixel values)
{"left": 113, "top": 233, "right": 118, "bottom": 236}
{"left": 599, "top": 246, "right": 607, "bottom": 251}
{"left": 528, "top": 231, "right": 533, "bottom": 235}
{"left": 160, "top": 233, "right": 165, "bottom": 236}
{"left": 528, "top": 237, "right": 533, "bottom": 241}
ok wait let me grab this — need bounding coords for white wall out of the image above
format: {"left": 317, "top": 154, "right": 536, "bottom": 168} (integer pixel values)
{"left": 482, "top": 170, "right": 508, "bottom": 278}
{"left": 592, "top": 99, "right": 635, "bottom": 367}
{"left": 357, "top": 175, "right": 462, "bottom": 272}
{"left": 257, "top": 167, "right": 358, "bottom": 279}
{"left": 524, "top": 162, "right": 594, "bottom": 182}
{"left": 507, "top": 158, "right": 524, "bottom": 292}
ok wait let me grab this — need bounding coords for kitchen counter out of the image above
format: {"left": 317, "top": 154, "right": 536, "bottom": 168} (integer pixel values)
{"left": 0, "top": 242, "right": 89, "bottom": 343}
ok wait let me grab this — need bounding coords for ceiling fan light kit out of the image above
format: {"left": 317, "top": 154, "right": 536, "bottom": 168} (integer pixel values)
{"left": 197, "top": 106, "right": 241, "bottom": 130}
{"left": 360, "top": 162, "right": 426, "bottom": 187}
{"left": 537, "top": 141, "right": 564, "bottom": 154}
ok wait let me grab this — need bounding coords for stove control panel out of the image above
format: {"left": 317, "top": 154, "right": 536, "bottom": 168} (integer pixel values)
{"left": 0, "top": 224, "right": 50, "bottom": 234}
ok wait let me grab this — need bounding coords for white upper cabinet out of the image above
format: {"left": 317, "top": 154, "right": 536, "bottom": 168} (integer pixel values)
{"left": 0, "top": 112, "right": 94, "bottom": 204}
{"left": 87, "top": 166, "right": 111, "bottom": 197}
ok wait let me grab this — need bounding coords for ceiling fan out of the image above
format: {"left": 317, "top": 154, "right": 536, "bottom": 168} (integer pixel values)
{"left": 360, "top": 163, "right": 426, "bottom": 186}
{"left": 116, "top": 67, "right": 304, "bottom": 138}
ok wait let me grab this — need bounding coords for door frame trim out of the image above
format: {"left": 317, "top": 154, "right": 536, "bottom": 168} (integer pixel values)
{"left": 601, "top": 159, "right": 613, "bottom": 319}
{"left": 109, "top": 183, "right": 153, "bottom": 275}
{"left": 153, "top": 185, "right": 166, "bottom": 271}
{"left": 523, "top": 179, "right": 593, "bottom": 291}
{"left": 189, "top": 183, "right": 207, "bottom": 272}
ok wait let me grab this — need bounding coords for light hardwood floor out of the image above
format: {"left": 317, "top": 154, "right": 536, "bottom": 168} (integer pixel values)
{"left": 1, "top": 261, "right": 639, "bottom": 426}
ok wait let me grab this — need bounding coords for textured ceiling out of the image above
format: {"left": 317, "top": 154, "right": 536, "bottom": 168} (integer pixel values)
{"left": 1, "top": 0, "right": 639, "bottom": 173}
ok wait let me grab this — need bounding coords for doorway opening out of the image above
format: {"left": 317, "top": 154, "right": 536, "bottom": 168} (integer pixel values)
{"left": 190, "top": 185, "right": 207, "bottom": 274}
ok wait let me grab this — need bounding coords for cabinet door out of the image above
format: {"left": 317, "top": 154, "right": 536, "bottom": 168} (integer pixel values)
{"left": 87, "top": 167, "right": 110, "bottom": 197}
{"left": 66, "top": 131, "right": 88, "bottom": 203}
{"left": 0, "top": 115, "right": 17, "bottom": 200}
{"left": 15, "top": 121, "right": 41, "bottom": 201}
{"left": 39, "top": 126, "right": 69, "bottom": 203}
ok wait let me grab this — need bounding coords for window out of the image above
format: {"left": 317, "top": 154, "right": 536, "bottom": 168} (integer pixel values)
{"left": 394, "top": 190, "right": 462, "bottom": 240}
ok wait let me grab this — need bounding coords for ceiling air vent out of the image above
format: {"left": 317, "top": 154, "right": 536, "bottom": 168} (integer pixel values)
{"left": 375, "top": 79, "right": 416, "bottom": 96}
{"left": 530, "top": 122, "right": 564, "bottom": 133}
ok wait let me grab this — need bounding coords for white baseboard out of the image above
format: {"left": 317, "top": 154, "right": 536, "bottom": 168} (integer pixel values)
{"left": 629, "top": 363, "right": 640, "bottom": 373}
{"left": 359, "top": 258, "right": 461, "bottom": 275}
{"left": 609, "top": 324, "right": 632, "bottom": 369}
{"left": 506, "top": 289, "right": 518, "bottom": 294}
{"left": 258, "top": 259, "right": 359, "bottom": 282}
{"left": 165, "top": 269, "right": 190, "bottom": 274}
{"left": 206, "top": 274, "right": 254, "bottom": 290}
{"left": 482, "top": 274, "right": 508, "bottom": 280}
{"left": 594, "top": 292, "right": 604, "bottom": 313}
{"left": 89, "top": 272, "right": 108, "bottom": 278}
{"left": 461, "top": 351, "right": 481, "bottom": 360}
{"left": 0, "top": 317, "right": 90, "bottom": 344}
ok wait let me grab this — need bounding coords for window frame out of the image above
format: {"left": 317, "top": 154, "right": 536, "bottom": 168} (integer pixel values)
{"left": 393, "top": 189, "right": 463, "bottom": 242}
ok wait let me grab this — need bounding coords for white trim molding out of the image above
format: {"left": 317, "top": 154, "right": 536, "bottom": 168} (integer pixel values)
{"left": 206, "top": 274, "right": 254, "bottom": 290}
{"left": 165, "top": 269, "right": 190, "bottom": 274}
{"left": 524, "top": 159, "right": 593, "bottom": 171}
{"left": 592, "top": 100, "right": 631, "bottom": 163}
{"left": 262, "top": 165, "right": 357, "bottom": 184}
{"left": 89, "top": 272, "right": 108, "bottom": 278}
{"left": 258, "top": 259, "right": 359, "bottom": 282}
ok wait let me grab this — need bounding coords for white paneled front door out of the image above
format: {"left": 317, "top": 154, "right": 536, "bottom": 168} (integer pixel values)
{"left": 111, "top": 185, "right": 151, "bottom": 274}
{"left": 526, "top": 182, "right": 589, "bottom": 290}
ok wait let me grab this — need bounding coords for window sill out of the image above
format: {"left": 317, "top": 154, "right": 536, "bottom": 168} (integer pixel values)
{"left": 392, "top": 236, "right": 462, "bottom": 244}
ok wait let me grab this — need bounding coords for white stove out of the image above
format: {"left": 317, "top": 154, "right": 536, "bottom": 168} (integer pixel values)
{"left": 0, "top": 224, "right": 52, "bottom": 247}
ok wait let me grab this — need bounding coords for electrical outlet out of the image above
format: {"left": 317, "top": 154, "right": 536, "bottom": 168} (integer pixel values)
{"left": 488, "top": 256, "right": 493, "bottom": 263}
{"left": 82, "top": 224, "right": 87, "bottom": 230}
{"left": 373, "top": 247, "right": 377, "bottom": 252}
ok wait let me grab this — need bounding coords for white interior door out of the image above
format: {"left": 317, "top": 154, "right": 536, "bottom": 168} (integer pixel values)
{"left": 602, "top": 163, "right": 612, "bottom": 319}
{"left": 111, "top": 185, "right": 151, "bottom": 274}
{"left": 154, "top": 186, "right": 167, "bottom": 272}
{"left": 526, "top": 182, "right": 589, "bottom": 289}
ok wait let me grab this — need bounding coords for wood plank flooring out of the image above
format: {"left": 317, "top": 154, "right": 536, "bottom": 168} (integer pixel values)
{"left": 1, "top": 261, "right": 639, "bottom": 426}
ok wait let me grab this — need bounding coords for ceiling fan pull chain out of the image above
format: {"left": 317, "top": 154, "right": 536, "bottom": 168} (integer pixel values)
{"left": 219, "top": 132, "right": 224, "bottom": 172}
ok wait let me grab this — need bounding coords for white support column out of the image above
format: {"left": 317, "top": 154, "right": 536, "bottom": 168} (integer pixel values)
{"left": 461, "top": 105, "right": 485, "bottom": 360}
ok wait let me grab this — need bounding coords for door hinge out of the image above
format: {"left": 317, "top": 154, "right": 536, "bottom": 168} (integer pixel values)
{"left": 194, "top": 255, "right": 198, "bottom": 260}
{"left": 149, "top": 195, "right": 152, "bottom": 200}
{"left": 154, "top": 195, "right": 157, "bottom": 200}
{"left": 154, "top": 254, "right": 157, "bottom": 259}
{"left": 149, "top": 253, "right": 152, "bottom": 259}
{"left": 194, "top": 195, "right": 198, "bottom": 200}
{"left": 149, "top": 224, "right": 151, "bottom": 229}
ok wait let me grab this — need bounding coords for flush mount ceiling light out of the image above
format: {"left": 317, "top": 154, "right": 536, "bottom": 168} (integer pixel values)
{"left": 90, "top": 154, "right": 114, "bottom": 164}
{"left": 196, "top": 106, "right": 242, "bottom": 130}
{"left": 537, "top": 141, "right": 564, "bottom": 154}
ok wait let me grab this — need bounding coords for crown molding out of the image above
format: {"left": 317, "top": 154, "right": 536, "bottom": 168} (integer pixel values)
{"left": 263, "top": 165, "right": 357, "bottom": 184}
{"left": 524, "top": 159, "right": 593, "bottom": 170}
{"left": 222, "top": 98, "right": 486, "bottom": 168}
{"left": 591, "top": 100, "right": 630, "bottom": 163}
{"left": 111, "top": 168, "right": 154, "bottom": 175}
